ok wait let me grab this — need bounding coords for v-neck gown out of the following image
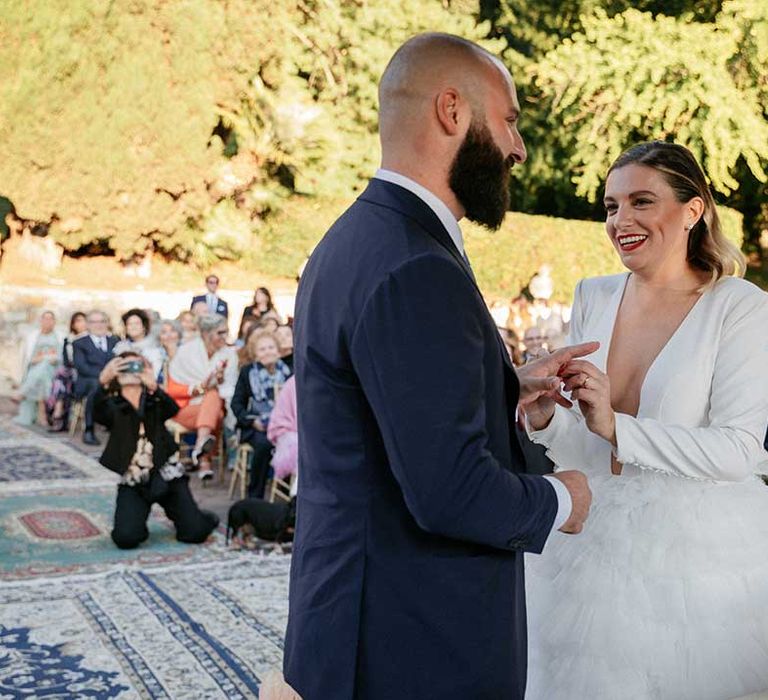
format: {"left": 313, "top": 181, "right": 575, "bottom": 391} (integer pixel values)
{"left": 525, "top": 273, "right": 768, "bottom": 700}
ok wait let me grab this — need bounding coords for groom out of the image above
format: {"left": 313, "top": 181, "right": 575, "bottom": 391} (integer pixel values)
{"left": 284, "top": 33, "right": 593, "bottom": 699}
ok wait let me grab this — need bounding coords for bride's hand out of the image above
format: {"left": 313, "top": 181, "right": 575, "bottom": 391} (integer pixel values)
{"left": 560, "top": 360, "right": 616, "bottom": 444}
{"left": 517, "top": 341, "right": 600, "bottom": 429}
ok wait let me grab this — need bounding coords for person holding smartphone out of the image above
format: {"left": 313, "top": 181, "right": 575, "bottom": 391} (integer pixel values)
{"left": 95, "top": 352, "right": 219, "bottom": 549}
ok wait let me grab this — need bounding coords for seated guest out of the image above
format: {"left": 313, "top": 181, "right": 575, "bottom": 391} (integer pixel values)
{"left": 146, "top": 309, "right": 163, "bottom": 343}
{"left": 191, "top": 273, "right": 228, "bottom": 318}
{"left": 14, "top": 310, "right": 61, "bottom": 426}
{"left": 267, "top": 375, "right": 298, "bottom": 490}
{"left": 177, "top": 310, "right": 198, "bottom": 344}
{"left": 73, "top": 310, "right": 119, "bottom": 445}
{"left": 158, "top": 319, "right": 182, "bottom": 387}
{"left": 47, "top": 311, "right": 87, "bottom": 432}
{"left": 239, "top": 286, "right": 281, "bottom": 336}
{"left": 191, "top": 300, "right": 210, "bottom": 318}
{"left": 113, "top": 308, "right": 164, "bottom": 379}
{"left": 94, "top": 352, "right": 218, "bottom": 549}
{"left": 258, "top": 316, "right": 280, "bottom": 334}
{"left": 521, "top": 326, "right": 547, "bottom": 363}
{"left": 166, "top": 314, "right": 238, "bottom": 480}
{"left": 236, "top": 315, "right": 258, "bottom": 348}
{"left": 231, "top": 330, "right": 292, "bottom": 498}
{"left": 274, "top": 325, "right": 294, "bottom": 372}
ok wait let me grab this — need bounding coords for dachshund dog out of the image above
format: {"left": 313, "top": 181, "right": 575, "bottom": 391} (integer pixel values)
{"left": 226, "top": 497, "right": 296, "bottom": 548}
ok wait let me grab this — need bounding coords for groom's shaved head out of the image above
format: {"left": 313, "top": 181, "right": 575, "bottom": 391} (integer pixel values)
{"left": 378, "top": 33, "right": 507, "bottom": 142}
{"left": 376, "top": 33, "right": 525, "bottom": 229}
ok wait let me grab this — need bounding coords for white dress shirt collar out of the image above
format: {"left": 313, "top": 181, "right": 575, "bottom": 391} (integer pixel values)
{"left": 373, "top": 169, "right": 465, "bottom": 257}
{"left": 90, "top": 334, "right": 107, "bottom": 351}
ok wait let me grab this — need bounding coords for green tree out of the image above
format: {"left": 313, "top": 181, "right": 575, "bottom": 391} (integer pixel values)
{"left": 0, "top": 0, "right": 489, "bottom": 264}
{"left": 530, "top": 9, "right": 768, "bottom": 203}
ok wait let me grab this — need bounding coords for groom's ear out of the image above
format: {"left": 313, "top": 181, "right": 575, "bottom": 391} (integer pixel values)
{"left": 434, "top": 87, "right": 468, "bottom": 136}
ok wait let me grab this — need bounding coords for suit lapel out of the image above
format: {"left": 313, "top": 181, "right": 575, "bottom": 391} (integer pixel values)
{"left": 358, "top": 179, "right": 515, "bottom": 371}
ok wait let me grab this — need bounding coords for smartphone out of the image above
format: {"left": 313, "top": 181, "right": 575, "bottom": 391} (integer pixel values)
{"left": 121, "top": 359, "right": 145, "bottom": 374}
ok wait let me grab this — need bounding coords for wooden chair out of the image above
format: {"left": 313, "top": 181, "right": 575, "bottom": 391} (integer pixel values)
{"left": 267, "top": 474, "right": 293, "bottom": 503}
{"left": 165, "top": 419, "right": 194, "bottom": 465}
{"left": 228, "top": 443, "right": 253, "bottom": 500}
{"left": 68, "top": 399, "right": 86, "bottom": 437}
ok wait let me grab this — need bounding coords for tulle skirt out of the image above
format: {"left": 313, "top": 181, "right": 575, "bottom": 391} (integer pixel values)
{"left": 525, "top": 468, "right": 768, "bottom": 700}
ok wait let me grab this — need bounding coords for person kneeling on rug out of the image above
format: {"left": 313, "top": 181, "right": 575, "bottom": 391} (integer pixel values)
{"left": 94, "top": 352, "right": 219, "bottom": 549}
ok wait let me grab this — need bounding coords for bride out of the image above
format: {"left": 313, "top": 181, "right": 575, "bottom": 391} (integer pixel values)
{"left": 523, "top": 141, "right": 768, "bottom": 699}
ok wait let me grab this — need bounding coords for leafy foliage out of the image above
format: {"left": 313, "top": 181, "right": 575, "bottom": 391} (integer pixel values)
{"left": 256, "top": 195, "right": 744, "bottom": 302}
{"left": 0, "top": 0, "right": 486, "bottom": 263}
{"left": 530, "top": 9, "right": 768, "bottom": 202}
{"left": 0, "top": 0, "right": 765, "bottom": 276}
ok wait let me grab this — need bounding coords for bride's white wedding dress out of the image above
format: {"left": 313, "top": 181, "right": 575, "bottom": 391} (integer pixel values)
{"left": 525, "top": 273, "right": 768, "bottom": 700}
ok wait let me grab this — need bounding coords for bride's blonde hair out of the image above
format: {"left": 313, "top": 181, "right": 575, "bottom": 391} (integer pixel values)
{"left": 608, "top": 141, "right": 745, "bottom": 285}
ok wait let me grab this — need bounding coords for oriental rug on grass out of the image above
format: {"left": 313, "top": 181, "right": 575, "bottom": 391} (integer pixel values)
{"left": 0, "top": 418, "right": 231, "bottom": 580}
{"left": 0, "top": 417, "right": 291, "bottom": 698}
{"left": 0, "top": 556, "right": 291, "bottom": 698}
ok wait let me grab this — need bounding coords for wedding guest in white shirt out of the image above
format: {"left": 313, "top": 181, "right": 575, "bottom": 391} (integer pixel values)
{"left": 190, "top": 274, "right": 229, "bottom": 318}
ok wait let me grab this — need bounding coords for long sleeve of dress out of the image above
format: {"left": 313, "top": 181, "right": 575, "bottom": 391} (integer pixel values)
{"left": 612, "top": 292, "right": 768, "bottom": 482}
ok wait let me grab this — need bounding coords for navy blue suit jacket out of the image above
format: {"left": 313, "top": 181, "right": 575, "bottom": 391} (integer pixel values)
{"left": 284, "top": 180, "right": 558, "bottom": 699}
{"left": 72, "top": 335, "right": 118, "bottom": 390}
{"left": 190, "top": 294, "right": 228, "bottom": 318}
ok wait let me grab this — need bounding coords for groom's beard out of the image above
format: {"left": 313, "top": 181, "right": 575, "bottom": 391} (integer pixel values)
{"left": 449, "top": 117, "right": 514, "bottom": 231}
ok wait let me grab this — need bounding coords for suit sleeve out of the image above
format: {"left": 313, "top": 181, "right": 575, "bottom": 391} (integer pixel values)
{"left": 349, "top": 254, "right": 558, "bottom": 554}
{"left": 72, "top": 340, "right": 88, "bottom": 377}
{"left": 73, "top": 339, "right": 104, "bottom": 379}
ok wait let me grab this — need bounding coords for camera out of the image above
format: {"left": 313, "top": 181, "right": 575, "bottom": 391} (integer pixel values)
{"left": 121, "top": 359, "right": 145, "bottom": 374}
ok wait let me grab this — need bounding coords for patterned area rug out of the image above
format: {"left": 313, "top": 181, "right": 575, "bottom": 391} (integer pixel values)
{"left": 0, "top": 423, "right": 115, "bottom": 495}
{"left": 0, "top": 418, "right": 230, "bottom": 580}
{"left": 0, "top": 417, "right": 291, "bottom": 697}
{"left": 0, "top": 556, "right": 291, "bottom": 698}
{"left": 0, "top": 487, "right": 229, "bottom": 580}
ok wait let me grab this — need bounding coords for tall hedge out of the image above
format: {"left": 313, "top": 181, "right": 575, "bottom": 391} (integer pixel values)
{"left": 260, "top": 196, "right": 744, "bottom": 303}
{"left": 466, "top": 206, "right": 743, "bottom": 301}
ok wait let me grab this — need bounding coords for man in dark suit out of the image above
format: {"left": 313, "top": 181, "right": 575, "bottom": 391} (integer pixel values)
{"left": 73, "top": 310, "right": 118, "bottom": 445}
{"left": 283, "top": 34, "right": 593, "bottom": 699}
{"left": 191, "top": 274, "right": 228, "bottom": 318}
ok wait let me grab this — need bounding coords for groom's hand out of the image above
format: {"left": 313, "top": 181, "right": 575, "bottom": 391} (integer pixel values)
{"left": 550, "top": 470, "right": 592, "bottom": 535}
{"left": 517, "top": 341, "right": 600, "bottom": 429}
